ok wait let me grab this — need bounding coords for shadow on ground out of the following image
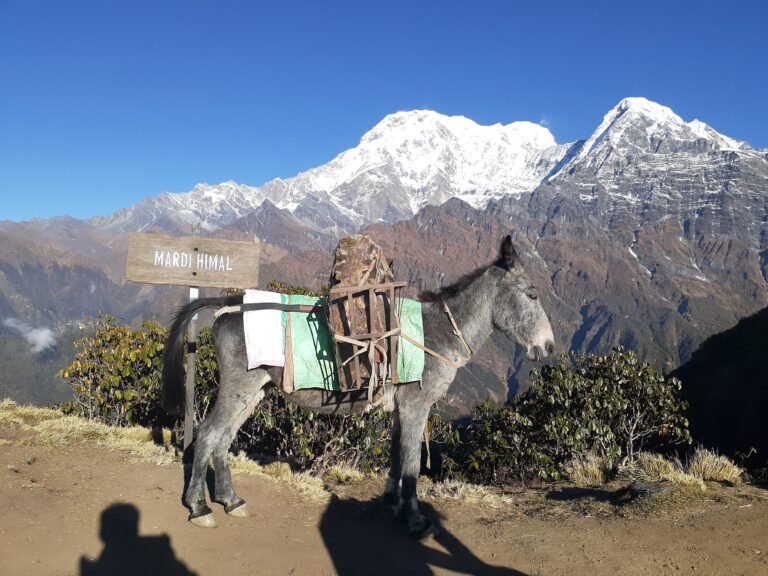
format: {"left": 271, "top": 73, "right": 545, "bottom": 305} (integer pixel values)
{"left": 546, "top": 486, "right": 617, "bottom": 502}
{"left": 320, "top": 495, "right": 529, "bottom": 575}
{"left": 80, "top": 503, "right": 197, "bottom": 576}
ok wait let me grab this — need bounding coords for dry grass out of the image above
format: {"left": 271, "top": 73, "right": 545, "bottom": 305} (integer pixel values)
{"left": 418, "top": 479, "right": 514, "bottom": 508}
{"left": 687, "top": 447, "right": 744, "bottom": 485}
{"left": 0, "top": 400, "right": 329, "bottom": 502}
{"left": 22, "top": 414, "right": 179, "bottom": 465}
{"left": 0, "top": 399, "right": 64, "bottom": 427}
{"left": 623, "top": 452, "right": 706, "bottom": 493}
{"left": 626, "top": 452, "right": 678, "bottom": 482}
{"left": 325, "top": 465, "right": 367, "bottom": 485}
{"left": 229, "top": 453, "right": 329, "bottom": 503}
{"left": 623, "top": 479, "right": 710, "bottom": 517}
{"left": 624, "top": 449, "right": 743, "bottom": 490}
{"left": 564, "top": 452, "right": 612, "bottom": 486}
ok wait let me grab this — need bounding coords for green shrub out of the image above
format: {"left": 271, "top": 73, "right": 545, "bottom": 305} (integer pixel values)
{"left": 58, "top": 316, "right": 167, "bottom": 427}
{"left": 459, "top": 401, "right": 559, "bottom": 483}
{"left": 58, "top": 311, "right": 394, "bottom": 474}
{"left": 451, "top": 348, "right": 692, "bottom": 484}
{"left": 58, "top": 316, "right": 218, "bottom": 431}
{"left": 523, "top": 348, "right": 691, "bottom": 462}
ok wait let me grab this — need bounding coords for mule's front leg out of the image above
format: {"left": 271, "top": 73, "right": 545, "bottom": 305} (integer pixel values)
{"left": 384, "top": 412, "right": 402, "bottom": 511}
{"left": 395, "top": 403, "right": 435, "bottom": 538}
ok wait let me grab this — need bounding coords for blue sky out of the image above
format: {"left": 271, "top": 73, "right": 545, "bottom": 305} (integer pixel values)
{"left": 1, "top": 0, "right": 766, "bottom": 222}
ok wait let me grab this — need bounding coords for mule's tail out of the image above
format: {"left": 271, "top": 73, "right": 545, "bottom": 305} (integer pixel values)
{"left": 162, "top": 295, "right": 243, "bottom": 416}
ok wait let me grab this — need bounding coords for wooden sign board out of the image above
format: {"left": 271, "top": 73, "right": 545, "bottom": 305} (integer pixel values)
{"left": 126, "top": 233, "right": 261, "bottom": 289}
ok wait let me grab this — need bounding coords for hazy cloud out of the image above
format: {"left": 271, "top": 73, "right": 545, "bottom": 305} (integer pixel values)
{"left": 2, "top": 318, "right": 57, "bottom": 354}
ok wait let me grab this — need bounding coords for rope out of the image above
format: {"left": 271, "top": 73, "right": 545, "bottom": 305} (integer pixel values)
{"left": 400, "top": 333, "right": 460, "bottom": 370}
{"left": 334, "top": 329, "right": 400, "bottom": 410}
{"left": 442, "top": 300, "right": 473, "bottom": 357}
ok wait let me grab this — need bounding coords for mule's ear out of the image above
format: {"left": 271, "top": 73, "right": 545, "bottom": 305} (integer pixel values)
{"left": 500, "top": 235, "right": 519, "bottom": 269}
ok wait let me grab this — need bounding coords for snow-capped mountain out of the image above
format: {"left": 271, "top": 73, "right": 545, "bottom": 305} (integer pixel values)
{"left": 91, "top": 110, "right": 571, "bottom": 233}
{"left": 92, "top": 98, "right": 764, "bottom": 239}
{"left": 533, "top": 97, "right": 768, "bottom": 256}
{"left": 549, "top": 97, "right": 758, "bottom": 184}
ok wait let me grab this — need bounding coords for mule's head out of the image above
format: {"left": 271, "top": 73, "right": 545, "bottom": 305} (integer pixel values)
{"left": 491, "top": 235, "right": 555, "bottom": 362}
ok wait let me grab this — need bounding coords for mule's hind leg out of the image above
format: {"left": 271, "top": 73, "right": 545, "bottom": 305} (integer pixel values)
{"left": 211, "top": 371, "right": 270, "bottom": 517}
{"left": 184, "top": 367, "right": 270, "bottom": 527}
{"left": 184, "top": 416, "right": 219, "bottom": 527}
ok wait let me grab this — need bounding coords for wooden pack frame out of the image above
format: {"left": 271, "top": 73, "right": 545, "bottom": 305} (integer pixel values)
{"left": 326, "top": 280, "right": 408, "bottom": 392}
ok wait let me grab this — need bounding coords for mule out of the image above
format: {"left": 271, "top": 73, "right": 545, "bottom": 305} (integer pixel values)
{"left": 162, "top": 235, "right": 555, "bottom": 537}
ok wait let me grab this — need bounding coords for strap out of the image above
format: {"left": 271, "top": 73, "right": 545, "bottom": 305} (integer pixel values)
{"left": 214, "top": 302, "right": 323, "bottom": 319}
{"left": 400, "top": 332, "right": 460, "bottom": 370}
{"left": 442, "top": 300, "right": 473, "bottom": 357}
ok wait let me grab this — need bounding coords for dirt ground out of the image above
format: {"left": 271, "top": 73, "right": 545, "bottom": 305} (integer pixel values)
{"left": 1, "top": 426, "right": 767, "bottom": 576}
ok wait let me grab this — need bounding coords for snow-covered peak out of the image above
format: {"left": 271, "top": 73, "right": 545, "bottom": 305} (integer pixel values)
{"left": 362, "top": 109, "right": 556, "bottom": 150}
{"left": 286, "top": 109, "right": 559, "bottom": 211}
{"left": 556, "top": 96, "right": 751, "bottom": 177}
{"left": 613, "top": 97, "right": 681, "bottom": 123}
{"left": 688, "top": 119, "right": 746, "bottom": 150}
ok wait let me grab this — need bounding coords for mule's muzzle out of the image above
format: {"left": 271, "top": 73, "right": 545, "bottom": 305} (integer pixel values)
{"left": 529, "top": 340, "right": 555, "bottom": 362}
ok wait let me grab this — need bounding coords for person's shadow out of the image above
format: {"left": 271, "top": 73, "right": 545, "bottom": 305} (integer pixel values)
{"left": 320, "top": 495, "right": 529, "bottom": 575}
{"left": 80, "top": 503, "right": 197, "bottom": 576}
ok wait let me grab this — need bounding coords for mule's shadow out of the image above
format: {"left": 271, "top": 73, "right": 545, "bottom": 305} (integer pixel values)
{"left": 79, "top": 503, "right": 197, "bottom": 576}
{"left": 545, "top": 486, "right": 616, "bottom": 502}
{"left": 320, "top": 495, "right": 529, "bottom": 575}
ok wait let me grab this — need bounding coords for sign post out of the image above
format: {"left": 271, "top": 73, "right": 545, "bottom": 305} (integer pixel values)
{"left": 125, "top": 233, "right": 261, "bottom": 448}
{"left": 185, "top": 287, "right": 198, "bottom": 450}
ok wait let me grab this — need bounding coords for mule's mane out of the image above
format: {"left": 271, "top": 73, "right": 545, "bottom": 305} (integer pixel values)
{"left": 419, "top": 259, "right": 505, "bottom": 302}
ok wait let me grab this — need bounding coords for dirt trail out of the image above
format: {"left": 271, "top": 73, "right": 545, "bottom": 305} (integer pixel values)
{"left": 1, "top": 434, "right": 767, "bottom": 575}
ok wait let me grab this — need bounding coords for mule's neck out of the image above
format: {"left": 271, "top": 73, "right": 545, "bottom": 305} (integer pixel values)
{"left": 423, "top": 272, "right": 496, "bottom": 363}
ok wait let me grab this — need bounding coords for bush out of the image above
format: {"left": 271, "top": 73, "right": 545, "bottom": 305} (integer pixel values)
{"left": 522, "top": 348, "right": 691, "bottom": 464}
{"left": 58, "top": 316, "right": 218, "bottom": 431}
{"left": 58, "top": 313, "right": 393, "bottom": 473}
{"left": 456, "top": 402, "right": 559, "bottom": 483}
{"left": 451, "top": 348, "right": 692, "bottom": 484}
{"left": 58, "top": 316, "right": 167, "bottom": 427}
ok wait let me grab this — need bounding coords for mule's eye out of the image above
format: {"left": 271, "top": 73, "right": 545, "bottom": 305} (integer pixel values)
{"left": 527, "top": 292, "right": 538, "bottom": 300}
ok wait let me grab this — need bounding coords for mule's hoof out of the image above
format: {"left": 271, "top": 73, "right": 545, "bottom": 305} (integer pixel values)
{"left": 225, "top": 500, "right": 249, "bottom": 517}
{"left": 189, "top": 512, "right": 217, "bottom": 528}
{"left": 410, "top": 519, "right": 439, "bottom": 540}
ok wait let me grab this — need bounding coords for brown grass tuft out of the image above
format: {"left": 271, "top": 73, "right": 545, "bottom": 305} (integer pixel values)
{"left": 563, "top": 452, "right": 612, "bottom": 486}
{"left": 686, "top": 447, "right": 744, "bottom": 485}
{"left": 418, "top": 479, "right": 514, "bottom": 508}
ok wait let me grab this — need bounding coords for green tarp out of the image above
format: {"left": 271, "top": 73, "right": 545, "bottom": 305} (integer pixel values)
{"left": 283, "top": 294, "right": 424, "bottom": 390}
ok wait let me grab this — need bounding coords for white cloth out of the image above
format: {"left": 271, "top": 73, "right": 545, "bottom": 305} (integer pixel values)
{"left": 243, "top": 290, "right": 284, "bottom": 369}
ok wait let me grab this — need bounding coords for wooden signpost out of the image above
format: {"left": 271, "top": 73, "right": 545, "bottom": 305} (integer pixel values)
{"left": 126, "top": 233, "right": 261, "bottom": 448}
{"left": 126, "top": 233, "right": 261, "bottom": 289}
